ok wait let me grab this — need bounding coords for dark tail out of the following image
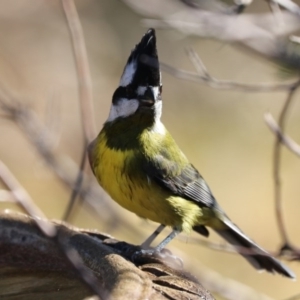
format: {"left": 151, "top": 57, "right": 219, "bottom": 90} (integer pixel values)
{"left": 195, "top": 219, "right": 295, "bottom": 279}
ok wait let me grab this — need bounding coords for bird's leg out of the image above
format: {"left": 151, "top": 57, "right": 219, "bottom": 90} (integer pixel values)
{"left": 141, "top": 224, "right": 166, "bottom": 249}
{"left": 132, "top": 228, "right": 182, "bottom": 265}
{"left": 132, "top": 228, "right": 184, "bottom": 267}
{"left": 154, "top": 228, "right": 181, "bottom": 252}
{"left": 134, "top": 228, "right": 181, "bottom": 256}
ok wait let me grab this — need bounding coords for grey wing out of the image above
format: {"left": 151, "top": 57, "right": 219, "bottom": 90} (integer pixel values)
{"left": 143, "top": 154, "right": 218, "bottom": 209}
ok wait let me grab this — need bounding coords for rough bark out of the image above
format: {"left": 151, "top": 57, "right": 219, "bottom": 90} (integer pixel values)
{"left": 0, "top": 211, "right": 214, "bottom": 300}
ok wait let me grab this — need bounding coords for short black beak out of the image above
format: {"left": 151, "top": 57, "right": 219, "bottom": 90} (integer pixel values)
{"left": 139, "top": 87, "right": 156, "bottom": 107}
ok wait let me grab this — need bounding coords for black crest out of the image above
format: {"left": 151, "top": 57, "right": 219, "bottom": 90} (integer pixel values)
{"left": 120, "top": 28, "right": 160, "bottom": 88}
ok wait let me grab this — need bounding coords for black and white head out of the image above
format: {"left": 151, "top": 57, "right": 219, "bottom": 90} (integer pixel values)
{"left": 107, "top": 29, "right": 163, "bottom": 132}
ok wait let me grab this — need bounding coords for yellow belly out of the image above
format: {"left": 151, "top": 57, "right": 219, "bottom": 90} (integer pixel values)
{"left": 91, "top": 133, "right": 207, "bottom": 232}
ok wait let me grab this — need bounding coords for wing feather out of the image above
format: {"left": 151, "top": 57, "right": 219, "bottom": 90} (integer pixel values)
{"left": 143, "top": 153, "right": 218, "bottom": 209}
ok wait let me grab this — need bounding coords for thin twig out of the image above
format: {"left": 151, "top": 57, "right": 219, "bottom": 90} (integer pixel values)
{"left": 179, "top": 235, "right": 290, "bottom": 258}
{"left": 273, "top": 79, "right": 300, "bottom": 246}
{"left": 186, "top": 47, "right": 211, "bottom": 79}
{"left": 0, "top": 161, "right": 56, "bottom": 237}
{"left": 62, "top": 0, "right": 96, "bottom": 221}
{"left": 62, "top": 0, "right": 96, "bottom": 144}
{"left": 0, "top": 160, "right": 104, "bottom": 299}
{"left": 63, "top": 145, "right": 87, "bottom": 220}
{"left": 0, "top": 89, "right": 126, "bottom": 229}
{"left": 161, "top": 62, "right": 299, "bottom": 92}
{"left": 265, "top": 113, "right": 300, "bottom": 157}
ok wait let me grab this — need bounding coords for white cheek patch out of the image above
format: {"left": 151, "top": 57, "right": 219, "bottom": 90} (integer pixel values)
{"left": 107, "top": 98, "right": 139, "bottom": 122}
{"left": 119, "top": 61, "right": 137, "bottom": 87}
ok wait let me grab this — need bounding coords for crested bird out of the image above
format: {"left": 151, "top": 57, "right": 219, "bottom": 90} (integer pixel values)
{"left": 88, "top": 29, "right": 295, "bottom": 279}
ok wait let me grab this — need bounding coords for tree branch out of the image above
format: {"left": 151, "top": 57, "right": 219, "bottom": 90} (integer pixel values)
{"left": 61, "top": 0, "right": 96, "bottom": 144}
{"left": 0, "top": 211, "right": 215, "bottom": 300}
{"left": 61, "top": 0, "right": 96, "bottom": 221}
{"left": 265, "top": 112, "right": 300, "bottom": 158}
{"left": 0, "top": 162, "right": 106, "bottom": 298}
{"left": 272, "top": 79, "right": 300, "bottom": 246}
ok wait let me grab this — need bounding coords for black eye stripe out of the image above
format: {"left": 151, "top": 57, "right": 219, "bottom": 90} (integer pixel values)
{"left": 126, "top": 85, "right": 136, "bottom": 98}
{"left": 112, "top": 84, "right": 163, "bottom": 105}
{"left": 112, "top": 86, "right": 137, "bottom": 104}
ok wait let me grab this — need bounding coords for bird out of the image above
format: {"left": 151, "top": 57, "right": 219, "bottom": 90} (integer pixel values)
{"left": 88, "top": 28, "right": 295, "bottom": 279}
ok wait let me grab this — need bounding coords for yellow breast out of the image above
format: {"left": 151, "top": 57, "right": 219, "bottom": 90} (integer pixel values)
{"left": 90, "top": 131, "right": 204, "bottom": 232}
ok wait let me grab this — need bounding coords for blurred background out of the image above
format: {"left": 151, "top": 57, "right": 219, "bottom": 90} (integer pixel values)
{"left": 0, "top": 0, "right": 300, "bottom": 299}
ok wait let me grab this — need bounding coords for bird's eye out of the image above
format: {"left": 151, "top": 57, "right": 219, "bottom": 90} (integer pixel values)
{"left": 159, "top": 85, "right": 163, "bottom": 94}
